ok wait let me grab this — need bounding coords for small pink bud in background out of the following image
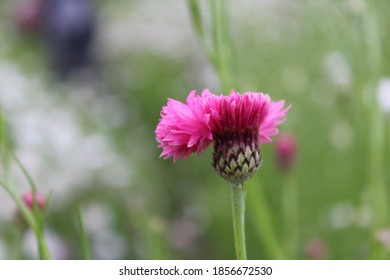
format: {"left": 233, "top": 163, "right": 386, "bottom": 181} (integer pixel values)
{"left": 12, "top": 0, "right": 43, "bottom": 33}
{"left": 15, "top": 191, "right": 46, "bottom": 231}
{"left": 275, "top": 133, "right": 297, "bottom": 172}
{"left": 305, "top": 238, "right": 327, "bottom": 259}
{"left": 22, "top": 191, "right": 45, "bottom": 211}
{"left": 377, "top": 229, "right": 390, "bottom": 251}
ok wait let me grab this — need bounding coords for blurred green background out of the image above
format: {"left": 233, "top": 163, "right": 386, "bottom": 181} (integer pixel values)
{"left": 0, "top": 0, "right": 390, "bottom": 259}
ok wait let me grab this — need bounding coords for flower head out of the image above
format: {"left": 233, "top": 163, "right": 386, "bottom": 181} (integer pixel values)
{"left": 155, "top": 90, "right": 213, "bottom": 162}
{"left": 156, "top": 89, "right": 290, "bottom": 183}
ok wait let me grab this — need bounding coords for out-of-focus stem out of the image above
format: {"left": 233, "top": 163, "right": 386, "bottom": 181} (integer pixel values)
{"left": 0, "top": 117, "right": 51, "bottom": 259}
{"left": 77, "top": 206, "right": 90, "bottom": 260}
{"left": 282, "top": 175, "right": 299, "bottom": 258}
{"left": 37, "top": 235, "right": 52, "bottom": 260}
{"left": 187, "top": 0, "right": 214, "bottom": 64}
{"left": 210, "top": 0, "right": 233, "bottom": 92}
{"left": 187, "top": 0, "right": 234, "bottom": 92}
{"left": 2, "top": 180, "right": 52, "bottom": 259}
{"left": 368, "top": 98, "right": 387, "bottom": 259}
{"left": 0, "top": 111, "right": 10, "bottom": 176}
{"left": 248, "top": 183, "right": 285, "bottom": 259}
{"left": 361, "top": 3, "right": 388, "bottom": 259}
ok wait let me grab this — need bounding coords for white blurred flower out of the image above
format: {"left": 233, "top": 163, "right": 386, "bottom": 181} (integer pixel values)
{"left": 324, "top": 51, "right": 351, "bottom": 90}
{"left": 0, "top": 56, "right": 135, "bottom": 211}
{"left": 329, "top": 201, "right": 356, "bottom": 229}
{"left": 83, "top": 202, "right": 113, "bottom": 234}
{"left": 92, "top": 230, "right": 127, "bottom": 259}
{"left": 100, "top": 0, "right": 193, "bottom": 58}
{"left": 347, "top": 0, "right": 366, "bottom": 14}
{"left": 376, "top": 78, "right": 390, "bottom": 113}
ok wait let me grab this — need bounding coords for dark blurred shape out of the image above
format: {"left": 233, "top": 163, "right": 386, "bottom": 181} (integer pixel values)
{"left": 43, "top": 0, "right": 96, "bottom": 78}
{"left": 305, "top": 238, "right": 327, "bottom": 259}
{"left": 13, "top": 0, "right": 43, "bottom": 33}
{"left": 275, "top": 133, "right": 297, "bottom": 172}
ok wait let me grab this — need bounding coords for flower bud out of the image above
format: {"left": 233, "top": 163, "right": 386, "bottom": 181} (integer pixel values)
{"left": 15, "top": 191, "right": 46, "bottom": 231}
{"left": 275, "top": 133, "right": 296, "bottom": 172}
{"left": 377, "top": 229, "right": 390, "bottom": 251}
{"left": 22, "top": 191, "right": 45, "bottom": 211}
{"left": 305, "top": 238, "right": 327, "bottom": 259}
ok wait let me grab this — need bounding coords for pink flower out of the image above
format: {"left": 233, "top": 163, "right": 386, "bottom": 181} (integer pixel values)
{"left": 22, "top": 191, "right": 45, "bottom": 211}
{"left": 156, "top": 90, "right": 213, "bottom": 162}
{"left": 156, "top": 89, "right": 290, "bottom": 183}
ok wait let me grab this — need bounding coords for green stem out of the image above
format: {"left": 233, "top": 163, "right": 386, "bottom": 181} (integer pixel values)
{"left": 368, "top": 101, "right": 387, "bottom": 259}
{"left": 210, "top": 0, "right": 233, "bottom": 92}
{"left": 16, "top": 187, "right": 51, "bottom": 260}
{"left": 361, "top": 3, "right": 387, "bottom": 259}
{"left": 248, "top": 183, "right": 284, "bottom": 259}
{"left": 187, "top": 0, "right": 214, "bottom": 63}
{"left": 0, "top": 111, "right": 10, "bottom": 176}
{"left": 77, "top": 205, "right": 91, "bottom": 260}
{"left": 11, "top": 151, "right": 37, "bottom": 193}
{"left": 37, "top": 235, "right": 52, "bottom": 260}
{"left": 14, "top": 182, "right": 51, "bottom": 260}
{"left": 0, "top": 179, "right": 51, "bottom": 259}
{"left": 188, "top": 0, "right": 234, "bottom": 92}
{"left": 0, "top": 112, "right": 51, "bottom": 259}
{"left": 231, "top": 183, "right": 247, "bottom": 260}
{"left": 282, "top": 175, "right": 299, "bottom": 258}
